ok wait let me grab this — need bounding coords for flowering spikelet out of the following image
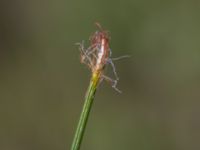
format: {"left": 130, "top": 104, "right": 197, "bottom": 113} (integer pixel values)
{"left": 77, "top": 23, "right": 121, "bottom": 93}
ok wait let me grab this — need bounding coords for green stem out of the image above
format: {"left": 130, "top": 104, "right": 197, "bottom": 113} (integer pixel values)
{"left": 71, "top": 73, "right": 100, "bottom": 150}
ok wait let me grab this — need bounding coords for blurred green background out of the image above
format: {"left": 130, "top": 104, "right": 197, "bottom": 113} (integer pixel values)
{"left": 0, "top": 0, "right": 200, "bottom": 150}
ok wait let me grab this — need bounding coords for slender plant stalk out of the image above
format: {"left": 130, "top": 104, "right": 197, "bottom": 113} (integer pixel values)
{"left": 71, "top": 72, "right": 101, "bottom": 150}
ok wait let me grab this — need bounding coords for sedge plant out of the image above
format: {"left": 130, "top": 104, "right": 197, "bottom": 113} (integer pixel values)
{"left": 70, "top": 23, "right": 123, "bottom": 150}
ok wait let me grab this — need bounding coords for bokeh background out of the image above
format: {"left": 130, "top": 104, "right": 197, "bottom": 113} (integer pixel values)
{"left": 0, "top": 0, "right": 200, "bottom": 150}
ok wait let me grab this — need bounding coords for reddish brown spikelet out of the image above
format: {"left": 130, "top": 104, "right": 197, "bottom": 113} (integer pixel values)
{"left": 89, "top": 23, "right": 110, "bottom": 71}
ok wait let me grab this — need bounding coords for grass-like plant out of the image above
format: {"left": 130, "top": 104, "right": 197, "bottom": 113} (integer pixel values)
{"left": 70, "top": 23, "right": 123, "bottom": 150}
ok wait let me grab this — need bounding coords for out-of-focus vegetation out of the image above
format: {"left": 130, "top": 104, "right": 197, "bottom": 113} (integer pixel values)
{"left": 0, "top": 0, "right": 200, "bottom": 150}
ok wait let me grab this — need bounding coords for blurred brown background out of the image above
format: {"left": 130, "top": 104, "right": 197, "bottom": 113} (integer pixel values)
{"left": 0, "top": 0, "right": 200, "bottom": 150}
